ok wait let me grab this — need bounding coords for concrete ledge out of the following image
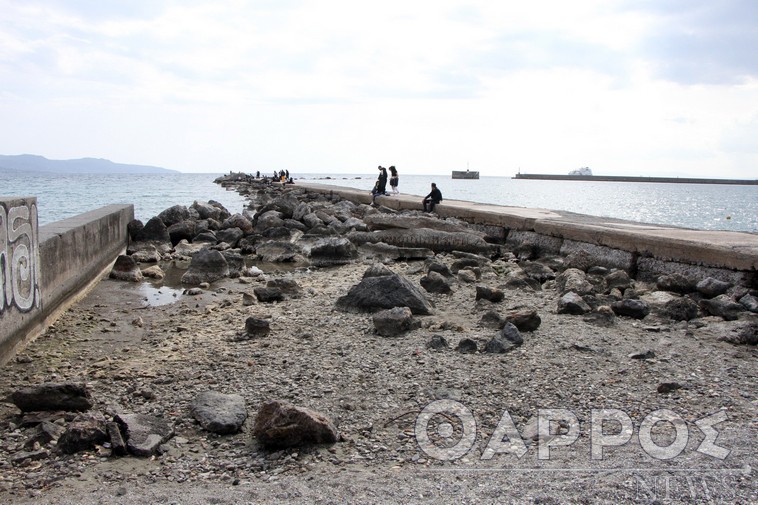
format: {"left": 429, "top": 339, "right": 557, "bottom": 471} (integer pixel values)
{"left": 295, "top": 183, "right": 757, "bottom": 285}
{"left": 1, "top": 204, "right": 133, "bottom": 364}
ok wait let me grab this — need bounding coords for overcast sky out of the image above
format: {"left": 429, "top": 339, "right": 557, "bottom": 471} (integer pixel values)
{"left": 2, "top": 0, "right": 757, "bottom": 177}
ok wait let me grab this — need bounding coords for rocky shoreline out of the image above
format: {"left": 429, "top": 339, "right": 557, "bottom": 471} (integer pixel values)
{"left": 1, "top": 177, "right": 756, "bottom": 504}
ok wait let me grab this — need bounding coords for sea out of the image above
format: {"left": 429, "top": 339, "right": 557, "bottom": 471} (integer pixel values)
{"left": 1, "top": 172, "right": 756, "bottom": 232}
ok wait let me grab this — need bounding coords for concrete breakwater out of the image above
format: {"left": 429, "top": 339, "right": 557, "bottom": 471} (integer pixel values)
{"left": 0, "top": 198, "right": 133, "bottom": 364}
{"left": 275, "top": 182, "right": 758, "bottom": 287}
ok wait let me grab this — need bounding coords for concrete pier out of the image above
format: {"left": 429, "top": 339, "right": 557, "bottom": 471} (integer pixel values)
{"left": 294, "top": 182, "right": 758, "bottom": 285}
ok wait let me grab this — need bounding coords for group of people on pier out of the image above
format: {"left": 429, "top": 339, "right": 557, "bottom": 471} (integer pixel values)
{"left": 370, "top": 165, "right": 442, "bottom": 212}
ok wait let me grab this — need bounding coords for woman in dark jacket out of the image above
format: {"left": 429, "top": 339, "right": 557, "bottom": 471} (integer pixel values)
{"left": 389, "top": 166, "right": 399, "bottom": 194}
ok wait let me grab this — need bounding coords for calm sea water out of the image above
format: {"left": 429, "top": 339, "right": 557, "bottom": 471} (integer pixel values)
{"left": 1, "top": 172, "right": 756, "bottom": 232}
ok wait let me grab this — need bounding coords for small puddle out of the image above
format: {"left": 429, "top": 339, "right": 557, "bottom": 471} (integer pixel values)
{"left": 137, "top": 283, "right": 184, "bottom": 306}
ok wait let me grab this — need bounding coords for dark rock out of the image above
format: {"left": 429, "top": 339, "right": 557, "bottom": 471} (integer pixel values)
{"left": 558, "top": 292, "right": 592, "bottom": 315}
{"left": 267, "top": 278, "right": 301, "bottom": 297}
{"left": 181, "top": 249, "right": 229, "bottom": 284}
{"left": 216, "top": 227, "right": 244, "bottom": 247}
{"left": 426, "top": 335, "right": 449, "bottom": 350}
{"left": 629, "top": 350, "right": 655, "bottom": 360}
{"left": 221, "top": 251, "right": 245, "bottom": 277}
{"left": 427, "top": 261, "right": 453, "bottom": 277}
{"left": 662, "top": 297, "right": 700, "bottom": 321}
{"left": 109, "top": 255, "right": 143, "bottom": 282}
{"left": 107, "top": 422, "right": 127, "bottom": 456}
{"left": 503, "top": 270, "right": 541, "bottom": 290}
{"left": 347, "top": 228, "right": 495, "bottom": 255}
{"left": 57, "top": 411, "right": 108, "bottom": 454}
{"left": 360, "top": 242, "right": 434, "bottom": 261}
{"left": 134, "top": 216, "right": 171, "bottom": 244}
{"left": 498, "top": 322, "right": 524, "bottom": 345}
{"left": 114, "top": 413, "right": 174, "bottom": 457}
{"left": 193, "top": 231, "right": 218, "bottom": 243}
{"left": 12, "top": 449, "right": 51, "bottom": 465}
{"left": 476, "top": 285, "right": 504, "bottom": 303}
{"left": 611, "top": 299, "right": 650, "bottom": 319}
{"left": 254, "top": 287, "right": 284, "bottom": 303}
{"left": 657, "top": 382, "right": 683, "bottom": 394}
{"left": 11, "top": 383, "right": 93, "bottom": 413}
{"left": 255, "top": 210, "right": 285, "bottom": 233}
{"left": 130, "top": 244, "right": 161, "bottom": 263}
{"left": 656, "top": 273, "right": 696, "bottom": 294}
{"left": 256, "top": 241, "right": 303, "bottom": 262}
{"left": 455, "top": 338, "right": 478, "bottom": 354}
{"left": 605, "top": 270, "right": 633, "bottom": 291}
{"left": 253, "top": 400, "right": 339, "bottom": 448}
{"left": 283, "top": 219, "right": 308, "bottom": 232}
{"left": 700, "top": 295, "right": 745, "bottom": 321}
{"left": 506, "top": 309, "right": 541, "bottom": 332}
{"left": 302, "top": 212, "right": 324, "bottom": 229}
{"left": 158, "top": 205, "right": 190, "bottom": 227}
{"left": 451, "top": 258, "right": 484, "bottom": 274}
{"left": 521, "top": 261, "right": 556, "bottom": 283}
{"left": 420, "top": 271, "right": 453, "bottom": 294}
{"left": 23, "top": 421, "right": 65, "bottom": 449}
{"left": 245, "top": 317, "right": 271, "bottom": 336}
{"left": 223, "top": 213, "right": 254, "bottom": 234}
{"left": 127, "top": 219, "right": 144, "bottom": 241}
{"left": 696, "top": 277, "right": 732, "bottom": 298}
{"left": 739, "top": 294, "right": 758, "bottom": 313}
{"left": 479, "top": 310, "right": 506, "bottom": 329}
{"left": 192, "top": 201, "right": 224, "bottom": 221}
{"left": 373, "top": 306, "right": 420, "bottom": 337}
{"left": 306, "top": 237, "right": 358, "bottom": 267}
{"left": 336, "top": 272, "right": 433, "bottom": 315}
{"left": 190, "top": 391, "right": 248, "bottom": 435}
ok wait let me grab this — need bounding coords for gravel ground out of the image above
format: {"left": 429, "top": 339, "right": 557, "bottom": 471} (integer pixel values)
{"left": 1, "top": 203, "right": 756, "bottom": 504}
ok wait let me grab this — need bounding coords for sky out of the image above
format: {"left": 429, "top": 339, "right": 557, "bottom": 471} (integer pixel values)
{"left": 1, "top": 0, "right": 757, "bottom": 177}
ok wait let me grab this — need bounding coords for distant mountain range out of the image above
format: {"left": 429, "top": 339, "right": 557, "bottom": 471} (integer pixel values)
{"left": 0, "top": 154, "right": 179, "bottom": 175}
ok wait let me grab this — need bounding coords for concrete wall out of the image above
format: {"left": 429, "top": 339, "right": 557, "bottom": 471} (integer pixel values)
{"left": 0, "top": 201, "right": 133, "bottom": 364}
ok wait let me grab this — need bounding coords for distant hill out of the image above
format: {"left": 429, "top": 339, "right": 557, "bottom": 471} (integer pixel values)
{"left": 0, "top": 154, "right": 179, "bottom": 175}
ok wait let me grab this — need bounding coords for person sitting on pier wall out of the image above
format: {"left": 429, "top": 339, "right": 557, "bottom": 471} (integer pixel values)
{"left": 422, "top": 182, "right": 442, "bottom": 212}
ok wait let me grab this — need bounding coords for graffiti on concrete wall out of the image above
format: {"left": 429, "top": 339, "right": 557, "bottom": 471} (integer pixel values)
{"left": 0, "top": 201, "right": 41, "bottom": 315}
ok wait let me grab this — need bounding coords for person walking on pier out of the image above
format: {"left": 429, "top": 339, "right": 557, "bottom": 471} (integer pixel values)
{"left": 422, "top": 182, "right": 442, "bottom": 212}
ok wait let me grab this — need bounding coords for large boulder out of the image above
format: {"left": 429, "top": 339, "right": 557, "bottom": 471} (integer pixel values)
{"left": 556, "top": 268, "right": 594, "bottom": 296}
{"left": 700, "top": 295, "right": 745, "bottom": 321}
{"left": 11, "top": 383, "right": 93, "bottom": 412}
{"left": 611, "top": 299, "right": 650, "bottom": 319}
{"left": 336, "top": 270, "right": 434, "bottom": 315}
{"left": 420, "top": 271, "right": 453, "bottom": 294}
{"left": 158, "top": 205, "right": 190, "bottom": 227}
{"left": 304, "top": 237, "right": 358, "bottom": 267}
{"left": 110, "top": 255, "right": 143, "bottom": 282}
{"left": 253, "top": 400, "right": 339, "bottom": 448}
{"left": 696, "top": 277, "right": 731, "bottom": 298}
{"left": 190, "top": 391, "right": 248, "bottom": 435}
{"left": 223, "top": 213, "right": 254, "bottom": 234}
{"left": 347, "top": 228, "right": 494, "bottom": 255}
{"left": 181, "top": 249, "right": 229, "bottom": 284}
{"left": 256, "top": 241, "right": 303, "bottom": 263}
{"left": 133, "top": 216, "right": 171, "bottom": 245}
{"left": 167, "top": 220, "right": 197, "bottom": 246}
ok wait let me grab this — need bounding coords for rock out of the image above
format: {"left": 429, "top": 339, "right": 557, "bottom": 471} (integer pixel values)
{"left": 455, "top": 338, "right": 478, "bottom": 354}
{"left": 700, "top": 295, "right": 745, "bottom": 321}
{"left": 605, "top": 270, "right": 632, "bottom": 292}
{"left": 245, "top": 317, "right": 271, "bottom": 337}
{"left": 267, "top": 278, "right": 301, "bottom": 297}
{"left": 484, "top": 323, "right": 523, "bottom": 353}
{"left": 557, "top": 292, "right": 592, "bottom": 315}
{"left": 221, "top": 251, "right": 245, "bottom": 277}
{"left": 254, "top": 287, "right": 284, "bottom": 303}
{"left": 611, "top": 299, "right": 650, "bottom": 319}
{"left": 253, "top": 400, "right": 339, "bottom": 448}
{"left": 583, "top": 305, "right": 616, "bottom": 326}
{"left": 134, "top": 216, "right": 171, "bottom": 244}
{"left": 109, "top": 255, "right": 143, "bottom": 282}
{"left": 158, "top": 205, "right": 190, "bottom": 227}
{"left": 556, "top": 268, "right": 594, "bottom": 296}
{"left": 23, "top": 421, "right": 66, "bottom": 449}
{"left": 457, "top": 269, "right": 478, "bottom": 283}
{"left": 114, "top": 413, "right": 175, "bottom": 457}
{"left": 420, "top": 271, "right": 453, "bottom": 294}
{"left": 739, "top": 294, "right": 758, "bottom": 313}
{"left": 255, "top": 210, "right": 285, "bottom": 233}
{"left": 503, "top": 270, "right": 540, "bottom": 290}
{"left": 426, "top": 335, "right": 449, "bottom": 350}
{"left": 305, "top": 237, "right": 358, "bottom": 267}
{"left": 302, "top": 212, "right": 324, "bottom": 229}
{"left": 127, "top": 219, "right": 144, "bottom": 241}
{"left": 167, "top": 220, "right": 196, "bottom": 246}
{"left": 696, "top": 277, "right": 732, "bottom": 298}
{"left": 175, "top": 239, "right": 210, "bottom": 256}
{"left": 11, "top": 383, "right": 93, "bottom": 413}
{"left": 656, "top": 273, "right": 696, "bottom": 294}
{"left": 629, "top": 350, "right": 655, "bottom": 360}
{"left": 192, "top": 201, "right": 224, "bottom": 221}
{"left": 521, "top": 262, "right": 556, "bottom": 283}
{"left": 450, "top": 258, "right": 484, "bottom": 274}
{"left": 190, "top": 391, "right": 248, "bottom": 435}
{"left": 193, "top": 231, "right": 219, "bottom": 244}
{"left": 498, "top": 322, "right": 524, "bottom": 345}
{"left": 130, "top": 244, "right": 162, "bottom": 263}
{"left": 57, "top": 411, "right": 108, "bottom": 454}
{"left": 661, "top": 297, "right": 700, "bottom": 321}
{"left": 242, "top": 292, "right": 256, "bottom": 306}
{"left": 223, "top": 213, "right": 254, "bottom": 234}
{"left": 141, "top": 265, "right": 165, "bottom": 280}
{"left": 362, "top": 263, "right": 394, "bottom": 278}
{"left": 256, "top": 241, "right": 303, "bottom": 263}
{"left": 505, "top": 309, "right": 541, "bottom": 332}
{"left": 427, "top": 261, "right": 453, "bottom": 277}
{"left": 107, "top": 421, "right": 127, "bottom": 456}
{"left": 479, "top": 310, "right": 506, "bottom": 329}
{"left": 347, "top": 228, "right": 495, "bottom": 255}
{"left": 657, "top": 382, "right": 683, "bottom": 394}
{"left": 181, "top": 249, "right": 229, "bottom": 285}
{"left": 335, "top": 272, "right": 434, "bottom": 315}
{"left": 216, "top": 227, "right": 244, "bottom": 247}
{"left": 372, "top": 306, "right": 420, "bottom": 337}
{"left": 475, "top": 285, "right": 504, "bottom": 303}
{"left": 359, "top": 242, "right": 434, "bottom": 261}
